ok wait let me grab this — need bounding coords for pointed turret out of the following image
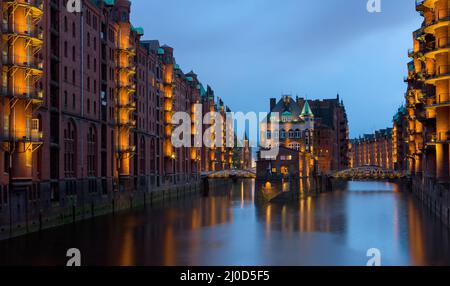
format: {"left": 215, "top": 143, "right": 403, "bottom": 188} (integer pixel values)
{"left": 301, "top": 100, "right": 314, "bottom": 118}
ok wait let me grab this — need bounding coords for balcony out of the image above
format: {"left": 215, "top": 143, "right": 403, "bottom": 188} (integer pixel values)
{"left": 117, "top": 83, "right": 136, "bottom": 93}
{"left": 116, "top": 120, "right": 136, "bottom": 129}
{"left": 425, "top": 93, "right": 450, "bottom": 109}
{"left": 437, "top": 132, "right": 450, "bottom": 143}
{"left": 2, "top": 54, "right": 44, "bottom": 73}
{"left": 2, "top": 23, "right": 44, "bottom": 42}
{"left": 117, "top": 65, "right": 136, "bottom": 75}
{"left": 117, "top": 101, "right": 136, "bottom": 110}
{"left": 0, "top": 129, "right": 43, "bottom": 143}
{"left": 422, "top": 9, "right": 450, "bottom": 34}
{"left": 3, "top": 0, "right": 44, "bottom": 18}
{"left": 424, "top": 37, "right": 450, "bottom": 58}
{"left": 436, "top": 9, "right": 450, "bottom": 22}
{"left": 425, "top": 65, "right": 450, "bottom": 84}
{"left": 1, "top": 86, "right": 43, "bottom": 102}
{"left": 116, "top": 146, "right": 137, "bottom": 155}
{"left": 117, "top": 46, "right": 136, "bottom": 56}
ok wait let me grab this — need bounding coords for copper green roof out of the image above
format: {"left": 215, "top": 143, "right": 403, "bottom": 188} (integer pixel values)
{"left": 132, "top": 26, "right": 144, "bottom": 36}
{"left": 301, "top": 100, "right": 314, "bottom": 117}
{"left": 103, "top": 0, "right": 115, "bottom": 6}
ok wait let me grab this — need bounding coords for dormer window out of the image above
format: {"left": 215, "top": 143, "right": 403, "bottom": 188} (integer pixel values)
{"left": 281, "top": 111, "right": 292, "bottom": 122}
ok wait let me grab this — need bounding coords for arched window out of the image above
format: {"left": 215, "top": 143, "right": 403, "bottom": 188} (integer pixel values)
{"left": 295, "top": 129, "right": 301, "bottom": 138}
{"left": 87, "top": 125, "right": 97, "bottom": 177}
{"left": 280, "top": 130, "right": 286, "bottom": 139}
{"left": 72, "top": 22, "right": 76, "bottom": 37}
{"left": 288, "top": 130, "right": 294, "bottom": 139}
{"left": 64, "top": 120, "right": 76, "bottom": 177}
{"left": 140, "top": 137, "right": 146, "bottom": 174}
{"left": 150, "top": 139, "right": 156, "bottom": 172}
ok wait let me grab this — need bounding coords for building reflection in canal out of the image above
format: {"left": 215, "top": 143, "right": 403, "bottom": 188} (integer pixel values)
{"left": 0, "top": 180, "right": 449, "bottom": 266}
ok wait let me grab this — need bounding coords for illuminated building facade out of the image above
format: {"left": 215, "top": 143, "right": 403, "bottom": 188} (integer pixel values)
{"left": 0, "top": 0, "right": 44, "bottom": 224}
{"left": 351, "top": 129, "right": 394, "bottom": 170}
{"left": 300, "top": 95, "right": 349, "bottom": 172}
{"left": 259, "top": 94, "right": 349, "bottom": 176}
{"left": 393, "top": 106, "right": 409, "bottom": 172}
{"left": 407, "top": 0, "right": 450, "bottom": 185}
{"left": 0, "top": 0, "right": 234, "bottom": 234}
{"left": 257, "top": 95, "right": 316, "bottom": 179}
{"left": 402, "top": 0, "right": 450, "bottom": 227}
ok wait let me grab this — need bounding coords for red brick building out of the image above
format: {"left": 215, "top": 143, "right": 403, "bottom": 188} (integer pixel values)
{"left": 0, "top": 0, "right": 234, "bottom": 232}
{"left": 258, "top": 95, "right": 349, "bottom": 178}
{"left": 351, "top": 129, "right": 394, "bottom": 170}
{"left": 296, "top": 95, "right": 350, "bottom": 172}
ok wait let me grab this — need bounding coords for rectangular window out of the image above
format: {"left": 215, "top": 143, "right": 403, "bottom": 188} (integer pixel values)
{"left": 4, "top": 152, "right": 10, "bottom": 174}
{"left": 4, "top": 115, "right": 9, "bottom": 135}
{"left": 32, "top": 118, "right": 39, "bottom": 131}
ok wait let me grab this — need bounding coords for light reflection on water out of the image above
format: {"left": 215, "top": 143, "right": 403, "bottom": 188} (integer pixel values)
{"left": 0, "top": 180, "right": 449, "bottom": 266}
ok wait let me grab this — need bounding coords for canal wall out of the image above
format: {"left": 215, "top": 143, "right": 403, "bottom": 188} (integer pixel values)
{"left": 412, "top": 176, "right": 450, "bottom": 228}
{"left": 256, "top": 175, "right": 334, "bottom": 203}
{"left": 0, "top": 181, "right": 202, "bottom": 241}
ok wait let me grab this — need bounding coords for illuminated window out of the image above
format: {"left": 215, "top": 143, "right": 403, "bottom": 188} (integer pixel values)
{"left": 32, "top": 119, "right": 39, "bottom": 131}
{"left": 3, "top": 116, "right": 9, "bottom": 135}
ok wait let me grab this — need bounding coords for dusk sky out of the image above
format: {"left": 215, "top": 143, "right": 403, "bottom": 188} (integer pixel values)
{"left": 130, "top": 0, "right": 422, "bottom": 138}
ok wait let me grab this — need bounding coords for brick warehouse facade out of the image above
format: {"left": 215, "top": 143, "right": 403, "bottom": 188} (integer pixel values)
{"left": 0, "top": 0, "right": 243, "bottom": 234}
{"left": 350, "top": 129, "right": 394, "bottom": 170}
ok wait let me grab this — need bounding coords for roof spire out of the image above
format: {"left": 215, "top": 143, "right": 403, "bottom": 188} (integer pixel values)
{"left": 301, "top": 100, "right": 314, "bottom": 117}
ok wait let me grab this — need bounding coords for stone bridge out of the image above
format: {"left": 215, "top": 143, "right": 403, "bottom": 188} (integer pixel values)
{"left": 202, "top": 169, "right": 256, "bottom": 179}
{"left": 331, "top": 165, "right": 405, "bottom": 180}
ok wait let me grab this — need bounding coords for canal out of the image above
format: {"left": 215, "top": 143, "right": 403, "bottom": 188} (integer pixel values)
{"left": 0, "top": 180, "right": 449, "bottom": 266}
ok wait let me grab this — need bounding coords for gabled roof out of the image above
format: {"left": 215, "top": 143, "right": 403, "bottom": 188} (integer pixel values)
{"left": 269, "top": 96, "right": 302, "bottom": 119}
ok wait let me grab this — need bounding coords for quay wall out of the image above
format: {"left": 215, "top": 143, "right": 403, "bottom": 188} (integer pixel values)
{"left": 411, "top": 176, "right": 450, "bottom": 228}
{"left": 0, "top": 179, "right": 202, "bottom": 241}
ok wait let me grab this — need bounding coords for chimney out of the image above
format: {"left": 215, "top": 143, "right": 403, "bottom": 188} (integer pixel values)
{"left": 270, "top": 98, "right": 276, "bottom": 110}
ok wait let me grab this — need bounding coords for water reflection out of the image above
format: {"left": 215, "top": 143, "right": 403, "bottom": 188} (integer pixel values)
{"left": 0, "top": 180, "right": 449, "bottom": 266}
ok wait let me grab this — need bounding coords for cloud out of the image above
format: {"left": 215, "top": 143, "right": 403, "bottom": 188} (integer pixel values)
{"left": 130, "top": 0, "right": 422, "bottom": 137}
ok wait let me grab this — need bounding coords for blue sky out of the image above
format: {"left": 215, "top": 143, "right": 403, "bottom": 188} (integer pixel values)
{"left": 130, "top": 0, "right": 422, "bottom": 138}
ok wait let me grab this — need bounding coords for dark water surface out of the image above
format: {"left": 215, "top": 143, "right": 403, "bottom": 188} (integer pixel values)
{"left": 0, "top": 180, "right": 449, "bottom": 266}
